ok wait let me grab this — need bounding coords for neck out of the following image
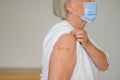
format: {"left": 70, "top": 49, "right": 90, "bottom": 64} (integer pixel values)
{"left": 65, "top": 13, "right": 86, "bottom": 30}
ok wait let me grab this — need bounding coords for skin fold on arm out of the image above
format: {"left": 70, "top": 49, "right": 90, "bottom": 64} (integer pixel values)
{"left": 48, "top": 33, "right": 76, "bottom": 80}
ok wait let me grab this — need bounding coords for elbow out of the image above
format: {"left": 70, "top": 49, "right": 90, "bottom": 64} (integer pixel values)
{"left": 101, "top": 66, "right": 109, "bottom": 71}
{"left": 100, "top": 63, "right": 109, "bottom": 71}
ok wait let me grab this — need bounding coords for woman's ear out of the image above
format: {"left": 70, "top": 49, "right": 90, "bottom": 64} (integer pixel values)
{"left": 65, "top": 0, "right": 72, "bottom": 13}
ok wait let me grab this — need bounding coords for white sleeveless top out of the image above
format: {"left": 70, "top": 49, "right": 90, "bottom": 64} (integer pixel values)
{"left": 41, "top": 20, "right": 108, "bottom": 80}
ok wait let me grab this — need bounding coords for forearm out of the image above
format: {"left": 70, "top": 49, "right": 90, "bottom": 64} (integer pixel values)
{"left": 70, "top": 29, "right": 109, "bottom": 71}
{"left": 84, "top": 40, "right": 109, "bottom": 71}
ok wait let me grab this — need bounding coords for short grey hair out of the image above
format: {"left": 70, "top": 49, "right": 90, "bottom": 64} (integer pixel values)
{"left": 53, "top": 0, "right": 69, "bottom": 18}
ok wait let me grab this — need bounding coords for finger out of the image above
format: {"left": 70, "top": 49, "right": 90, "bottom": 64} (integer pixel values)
{"left": 70, "top": 29, "right": 76, "bottom": 35}
{"left": 70, "top": 29, "right": 80, "bottom": 35}
{"left": 75, "top": 30, "right": 86, "bottom": 36}
{"left": 77, "top": 38, "right": 84, "bottom": 43}
{"left": 70, "top": 29, "right": 87, "bottom": 37}
{"left": 76, "top": 34, "right": 84, "bottom": 39}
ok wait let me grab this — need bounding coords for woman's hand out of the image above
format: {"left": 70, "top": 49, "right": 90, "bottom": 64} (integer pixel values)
{"left": 67, "top": 0, "right": 109, "bottom": 70}
{"left": 70, "top": 29, "right": 109, "bottom": 71}
{"left": 70, "top": 29, "right": 91, "bottom": 48}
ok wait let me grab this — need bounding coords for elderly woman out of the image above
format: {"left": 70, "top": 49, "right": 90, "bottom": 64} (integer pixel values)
{"left": 41, "top": 0, "right": 109, "bottom": 80}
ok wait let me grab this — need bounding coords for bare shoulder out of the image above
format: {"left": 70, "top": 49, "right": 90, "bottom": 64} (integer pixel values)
{"left": 53, "top": 33, "right": 76, "bottom": 53}
{"left": 48, "top": 33, "right": 76, "bottom": 80}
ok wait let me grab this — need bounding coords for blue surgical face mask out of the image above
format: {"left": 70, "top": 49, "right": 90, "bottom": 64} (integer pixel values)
{"left": 81, "top": 2, "right": 97, "bottom": 23}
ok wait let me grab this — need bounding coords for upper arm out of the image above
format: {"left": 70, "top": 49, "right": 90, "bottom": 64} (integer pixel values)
{"left": 48, "top": 33, "right": 76, "bottom": 80}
